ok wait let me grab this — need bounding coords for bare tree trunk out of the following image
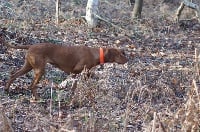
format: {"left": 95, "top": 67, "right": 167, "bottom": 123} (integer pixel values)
{"left": 85, "top": 0, "right": 99, "bottom": 28}
{"left": 55, "top": 0, "right": 60, "bottom": 24}
{"left": 175, "top": 0, "right": 200, "bottom": 22}
{"left": 132, "top": 0, "right": 143, "bottom": 19}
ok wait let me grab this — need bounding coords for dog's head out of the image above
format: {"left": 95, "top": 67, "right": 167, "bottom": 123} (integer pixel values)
{"left": 105, "top": 48, "right": 128, "bottom": 64}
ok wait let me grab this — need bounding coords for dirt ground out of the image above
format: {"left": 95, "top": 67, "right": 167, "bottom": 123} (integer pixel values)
{"left": 0, "top": 0, "right": 200, "bottom": 131}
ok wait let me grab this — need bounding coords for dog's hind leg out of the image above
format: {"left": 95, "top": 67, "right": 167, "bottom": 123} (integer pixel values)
{"left": 6, "top": 60, "right": 33, "bottom": 91}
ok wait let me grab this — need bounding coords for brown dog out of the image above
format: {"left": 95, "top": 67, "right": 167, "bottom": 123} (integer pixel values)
{"left": 4, "top": 42, "right": 127, "bottom": 99}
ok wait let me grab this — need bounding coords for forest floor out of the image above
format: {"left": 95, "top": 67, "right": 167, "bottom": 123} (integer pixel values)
{"left": 0, "top": 0, "right": 200, "bottom": 131}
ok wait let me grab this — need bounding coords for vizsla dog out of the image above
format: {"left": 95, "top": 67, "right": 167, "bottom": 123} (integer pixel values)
{"left": 4, "top": 42, "right": 127, "bottom": 99}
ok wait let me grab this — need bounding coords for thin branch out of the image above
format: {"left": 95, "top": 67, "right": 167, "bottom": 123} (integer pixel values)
{"left": 175, "top": 0, "right": 200, "bottom": 22}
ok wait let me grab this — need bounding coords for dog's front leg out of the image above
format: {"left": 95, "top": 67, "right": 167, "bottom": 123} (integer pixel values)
{"left": 30, "top": 68, "right": 45, "bottom": 100}
{"left": 73, "top": 62, "right": 86, "bottom": 74}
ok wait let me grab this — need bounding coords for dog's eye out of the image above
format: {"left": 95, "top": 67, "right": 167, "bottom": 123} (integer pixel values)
{"left": 121, "top": 51, "right": 125, "bottom": 56}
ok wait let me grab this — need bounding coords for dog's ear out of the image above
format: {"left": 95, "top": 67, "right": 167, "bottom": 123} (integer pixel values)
{"left": 105, "top": 48, "right": 128, "bottom": 64}
{"left": 120, "top": 49, "right": 126, "bottom": 56}
{"left": 104, "top": 48, "right": 109, "bottom": 57}
{"left": 104, "top": 48, "right": 116, "bottom": 62}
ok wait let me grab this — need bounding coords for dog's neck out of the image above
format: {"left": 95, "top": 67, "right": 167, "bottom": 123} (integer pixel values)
{"left": 93, "top": 47, "right": 115, "bottom": 65}
{"left": 92, "top": 47, "right": 105, "bottom": 65}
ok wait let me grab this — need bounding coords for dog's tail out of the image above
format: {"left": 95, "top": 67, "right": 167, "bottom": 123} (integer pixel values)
{"left": 4, "top": 42, "right": 30, "bottom": 49}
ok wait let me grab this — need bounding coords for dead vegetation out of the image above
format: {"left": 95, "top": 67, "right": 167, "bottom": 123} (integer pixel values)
{"left": 0, "top": 0, "right": 200, "bottom": 131}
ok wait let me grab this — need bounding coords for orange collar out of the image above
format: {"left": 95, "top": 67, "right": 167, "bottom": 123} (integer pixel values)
{"left": 100, "top": 47, "right": 104, "bottom": 64}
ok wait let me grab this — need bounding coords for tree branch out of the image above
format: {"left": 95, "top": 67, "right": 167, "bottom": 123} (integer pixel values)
{"left": 175, "top": 0, "right": 200, "bottom": 22}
